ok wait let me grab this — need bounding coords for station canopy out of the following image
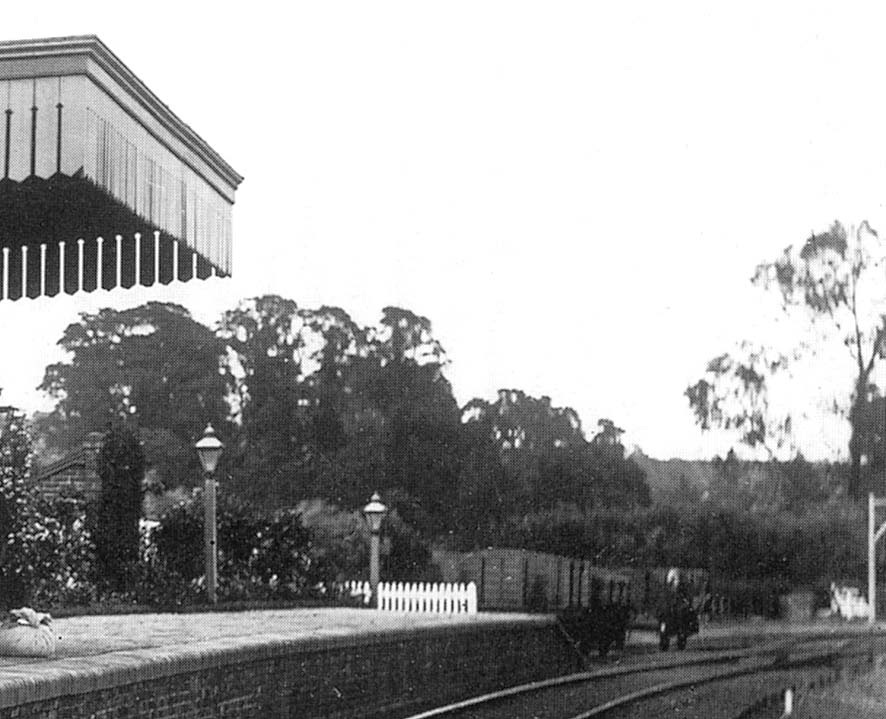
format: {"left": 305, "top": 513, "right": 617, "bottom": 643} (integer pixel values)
{"left": 0, "top": 36, "right": 243, "bottom": 301}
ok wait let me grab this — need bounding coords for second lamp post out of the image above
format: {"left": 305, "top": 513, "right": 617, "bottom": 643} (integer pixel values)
{"left": 363, "top": 492, "right": 388, "bottom": 601}
{"left": 196, "top": 424, "right": 224, "bottom": 604}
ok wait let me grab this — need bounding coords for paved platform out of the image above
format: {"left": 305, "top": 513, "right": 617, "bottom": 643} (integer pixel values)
{"left": 0, "top": 608, "right": 545, "bottom": 666}
{"left": 1, "top": 609, "right": 883, "bottom": 667}
{"left": 0, "top": 609, "right": 881, "bottom": 714}
{"left": 0, "top": 609, "right": 563, "bottom": 716}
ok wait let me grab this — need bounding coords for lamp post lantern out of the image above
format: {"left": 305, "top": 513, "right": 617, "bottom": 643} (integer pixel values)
{"left": 363, "top": 492, "right": 388, "bottom": 602}
{"left": 196, "top": 424, "right": 224, "bottom": 604}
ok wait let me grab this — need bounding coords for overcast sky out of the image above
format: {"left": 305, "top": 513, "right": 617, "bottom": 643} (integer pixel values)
{"left": 1, "top": 2, "right": 884, "bottom": 460}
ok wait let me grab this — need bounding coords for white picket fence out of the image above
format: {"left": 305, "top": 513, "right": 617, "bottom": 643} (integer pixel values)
{"left": 339, "top": 580, "right": 478, "bottom": 614}
{"left": 379, "top": 581, "right": 478, "bottom": 614}
{"left": 339, "top": 580, "right": 374, "bottom": 605}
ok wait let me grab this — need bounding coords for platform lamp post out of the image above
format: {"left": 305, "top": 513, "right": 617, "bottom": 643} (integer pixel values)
{"left": 363, "top": 492, "right": 388, "bottom": 605}
{"left": 196, "top": 424, "right": 224, "bottom": 605}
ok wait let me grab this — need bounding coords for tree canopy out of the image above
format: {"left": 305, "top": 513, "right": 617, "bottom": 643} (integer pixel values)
{"left": 37, "top": 302, "right": 230, "bottom": 488}
{"left": 34, "top": 295, "right": 650, "bottom": 545}
{"left": 687, "top": 221, "right": 886, "bottom": 497}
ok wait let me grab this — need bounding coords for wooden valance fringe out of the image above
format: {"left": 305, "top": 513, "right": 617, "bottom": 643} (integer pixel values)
{"left": 0, "top": 231, "right": 220, "bottom": 301}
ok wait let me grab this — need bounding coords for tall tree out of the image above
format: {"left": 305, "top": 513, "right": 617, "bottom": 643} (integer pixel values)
{"left": 462, "top": 391, "right": 649, "bottom": 512}
{"left": 218, "top": 297, "right": 463, "bottom": 526}
{"left": 218, "top": 296, "right": 311, "bottom": 506}
{"left": 587, "top": 418, "right": 651, "bottom": 508}
{"left": 687, "top": 221, "right": 886, "bottom": 497}
{"left": 38, "top": 302, "right": 229, "bottom": 488}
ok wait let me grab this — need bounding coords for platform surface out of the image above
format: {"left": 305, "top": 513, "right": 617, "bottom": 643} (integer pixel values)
{"left": 0, "top": 607, "right": 545, "bottom": 666}
{"left": 0, "top": 608, "right": 881, "bottom": 670}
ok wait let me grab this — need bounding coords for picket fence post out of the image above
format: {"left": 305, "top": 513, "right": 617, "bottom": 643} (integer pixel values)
{"left": 467, "top": 582, "right": 478, "bottom": 613}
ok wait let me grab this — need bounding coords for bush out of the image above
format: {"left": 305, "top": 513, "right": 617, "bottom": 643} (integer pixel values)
{"left": 297, "top": 499, "right": 368, "bottom": 583}
{"left": 23, "top": 493, "right": 97, "bottom": 607}
{"left": 0, "top": 411, "right": 97, "bottom": 607}
{"left": 145, "top": 489, "right": 314, "bottom": 605}
{"left": 0, "top": 409, "right": 33, "bottom": 606}
{"left": 297, "top": 498, "right": 436, "bottom": 584}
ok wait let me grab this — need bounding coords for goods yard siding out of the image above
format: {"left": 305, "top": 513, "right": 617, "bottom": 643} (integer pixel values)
{"left": 0, "top": 611, "right": 572, "bottom": 718}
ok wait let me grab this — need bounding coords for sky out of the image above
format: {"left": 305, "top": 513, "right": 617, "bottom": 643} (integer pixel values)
{"left": 1, "top": 2, "right": 885, "bottom": 460}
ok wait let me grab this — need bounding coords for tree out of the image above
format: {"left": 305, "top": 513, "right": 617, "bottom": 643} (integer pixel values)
{"left": 361, "top": 308, "right": 461, "bottom": 523}
{"left": 218, "top": 297, "right": 464, "bottom": 528}
{"left": 461, "top": 392, "right": 649, "bottom": 514}
{"left": 461, "top": 390, "right": 585, "bottom": 511}
{"left": 685, "top": 344, "right": 792, "bottom": 456}
{"left": 38, "top": 302, "right": 229, "bottom": 488}
{"left": 687, "top": 221, "right": 886, "bottom": 497}
{"left": 587, "top": 419, "right": 651, "bottom": 508}
{"left": 94, "top": 425, "right": 144, "bottom": 593}
{"left": 218, "top": 297, "right": 357, "bottom": 506}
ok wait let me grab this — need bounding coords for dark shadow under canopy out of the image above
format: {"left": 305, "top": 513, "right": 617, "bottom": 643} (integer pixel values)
{"left": 0, "top": 172, "right": 218, "bottom": 301}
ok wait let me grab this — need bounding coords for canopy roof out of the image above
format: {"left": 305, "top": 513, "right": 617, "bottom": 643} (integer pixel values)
{"left": 0, "top": 35, "right": 243, "bottom": 301}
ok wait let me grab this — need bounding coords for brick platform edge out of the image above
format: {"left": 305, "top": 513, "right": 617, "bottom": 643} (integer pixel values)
{"left": 0, "top": 616, "right": 577, "bottom": 718}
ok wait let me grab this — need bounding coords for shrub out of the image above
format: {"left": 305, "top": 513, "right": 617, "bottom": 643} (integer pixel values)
{"left": 0, "top": 409, "right": 33, "bottom": 606}
{"left": 20, "top": 494, "right": 96, "bottom": 607}
{"left": 94, "top": 425, "right": 144, "bottom": 593}
{"left": 296, "top": 499, "right": 368, "bottom": 584}
{"left": 0, "top": 411, "right": 97, "bottom": 608}
{"left": 146, "top": 489, "right": 314, "bottom": 604}
{"left": 297, "top": 498, "right": 436, "bottom": 584}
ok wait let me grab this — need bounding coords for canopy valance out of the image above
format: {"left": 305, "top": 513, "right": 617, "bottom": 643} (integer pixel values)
{"left": 0, "top": 36, "right": 243, "bottom": 300}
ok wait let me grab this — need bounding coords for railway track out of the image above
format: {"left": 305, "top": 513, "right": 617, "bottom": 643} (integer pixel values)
{"left": 404, "top": 631, "right": 886, "bottom": 719}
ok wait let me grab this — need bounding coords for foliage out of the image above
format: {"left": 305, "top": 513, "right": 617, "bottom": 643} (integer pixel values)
{"left": 0, "top": 409, "right": 96, "bottom": 608}
{"left": 296, "top": 499, "right": 368, "bottom": 583}
{"left": 383, "top": 506, "right": 438, "bottom": 581}
{"left": 94, "top": 425, "right": 145, "bottom": 593}
{"left": 0, "top": 408, "right": 32, "bottom": 606}
{"left": 37, "top": 302, "right": 229, "bottom": 489}
{"left": 461, "top": 392, "right": 650, "bottom": 518}
{"left": 296, "top": 498, "right": 436, "bottom": 583}
{"left": 20, "top": 494, "right": 96, "bottom": 607}
{"left": 38, "top": 294, "right": 652, "bottom": 551}
{"left": 219, "top": 297, "right": 464, "bottom": 531}
{"left": 147, "top": 489, "right": 314, "bottom": 604}
{"left": 687, "top": 221, "right": 886, "bottom": 496}
{"left": 685, "top": 344, "right": 792, "bottom": 453}
{"left": 467, "top": 496, "right": 864, "bottom": 591}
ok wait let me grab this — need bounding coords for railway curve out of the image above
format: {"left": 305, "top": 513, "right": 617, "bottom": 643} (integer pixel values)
{"left": 404, "top": 630, "right": 886, "bottom": 719}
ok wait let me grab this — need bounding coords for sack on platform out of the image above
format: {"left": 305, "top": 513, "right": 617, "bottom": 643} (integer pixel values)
{"left": 0, "top": 608, "right": 56, "bottom": 657}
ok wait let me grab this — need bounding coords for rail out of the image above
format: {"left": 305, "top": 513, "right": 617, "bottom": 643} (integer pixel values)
{"left": 404, "top": 630, "right": 886, "bottom": 719}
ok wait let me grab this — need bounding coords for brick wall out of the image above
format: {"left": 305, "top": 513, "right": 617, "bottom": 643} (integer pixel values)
{"left": 30, "top": 432, "right": 105, "bottom": 503}
{"left": 0, "top": 617, "right": 576, "bottom": 718}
